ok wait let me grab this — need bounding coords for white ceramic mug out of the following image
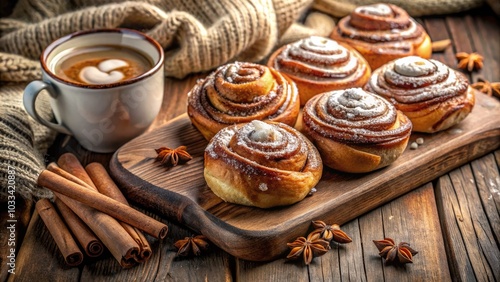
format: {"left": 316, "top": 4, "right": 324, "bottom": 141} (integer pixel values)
{"left": 24, "top": 28, "right": 164, "bottom": 153}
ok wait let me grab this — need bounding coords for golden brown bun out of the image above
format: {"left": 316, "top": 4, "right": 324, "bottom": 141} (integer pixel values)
{"left": 364, "top": 56, "right": 475, "bottom": 133}
{"left": 267, "top": 36, "right": 371, "bottom": 106}
{"left": 302, "top": 88, "right": 412, "bottom": 173}
{"left": 330, "top": 3, "right": 432, "bottom": 70}
{"left": 187, "top": 62, "right": 300, "bottom": 141}
{"left": 204, "top": 120, "right": 323, "bottom": 208}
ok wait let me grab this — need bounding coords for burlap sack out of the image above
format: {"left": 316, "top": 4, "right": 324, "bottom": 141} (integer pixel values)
{"left": 0, "top": 0, "right": 326, "bottom": 201}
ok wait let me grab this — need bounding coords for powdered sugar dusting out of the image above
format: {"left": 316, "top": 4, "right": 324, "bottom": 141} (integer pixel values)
{"left": 205, "top": 126, "right": 235, "bottom": 159}
{"left": 275, "top": 36, "right": 364, "bottom": 80}
{"left": 303, "top": 88, "right": 411, "bottom": 144}
{"left": 367, "top": 58, "right": 469, "bottom": 104}
{"left": 258, "top": 183, "right": 268, "bottom": 191}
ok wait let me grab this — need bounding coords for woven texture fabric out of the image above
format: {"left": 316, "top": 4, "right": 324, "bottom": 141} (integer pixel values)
{"left": 0, "top": 0, "right": 316, "bottom": 201}
{"left": 0, "top": 85, "right": 56, "bottom": 201}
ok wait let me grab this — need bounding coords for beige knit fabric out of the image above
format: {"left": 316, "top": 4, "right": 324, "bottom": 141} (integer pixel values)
{"left": 0, "top": 0, "right": 316, "bottom": 201}
{"left": 0, "top": 85, "right": 56, "bottom": 201}
{"left": 1, "top": 0, "right": 313, "bottom": 79}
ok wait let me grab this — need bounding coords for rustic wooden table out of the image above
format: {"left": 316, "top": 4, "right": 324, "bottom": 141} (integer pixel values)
{"left": 1, "top": 6, "right": 499, "bottom": 282}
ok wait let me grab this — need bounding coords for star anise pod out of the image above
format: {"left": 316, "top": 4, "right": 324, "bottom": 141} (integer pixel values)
{"left": 286, "top": 232, "right": 330, "bottom": 265}
{"left": 311, "top": 220, "right": 352, "bottom": 243}
{"left": 174, "top": 235, "right": 209, "bottom": 256}
{"left": 471, "top": 78, "right": 500, "bottom": 98}
{"left": 373, "top": 238, "right": 418, "bottom": 265}
{"left": 456, "top": 52, "right": 484, "bottom": 72}
{"left": 155, "top": 145, "right": 192, "bottom": 167}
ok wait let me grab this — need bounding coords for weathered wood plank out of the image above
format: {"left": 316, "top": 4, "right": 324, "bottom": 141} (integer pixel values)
{"left": 237, "top": 258, "right": 309, "bottom": 281}
{"left": 470, "top": 9, "right": 500, "bottom": 82}
{"left": 236, "top": 182, "right": 450, "bottom": 282}
{"left": 378, "top": 183, "right": 450, "bottom": 281}
{"left": 359, "top": 209, "right": 385, "bottom": 282}
{"left": 423, "top": 17, "right": 457, "bottom": 66}
{"left": 436, "top": 159, "right": 500, "bottom": 282}
{"left": 337, "top": 219, "right": 366, "bottom": 281}
{"left": 445, "top": 14, "right": 475, "bottom": 82}
{"left": 469, "top": 154, "right": 500, "bottom": 279}
{"left": 311, "top": 219, "right": 365, "bottom": 281}
{"left": 235, "top": 219, "right": 362, "bottom": 281}
{"left": 153, "top": 220, "right": 233, "bottom": 282}
{"left": 471, "top": 153, "right": 500, "bottom": 240}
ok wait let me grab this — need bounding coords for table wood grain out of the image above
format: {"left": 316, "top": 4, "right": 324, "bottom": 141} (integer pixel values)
{"left": 1, "top": 6, "right": 499, "bottom": 281}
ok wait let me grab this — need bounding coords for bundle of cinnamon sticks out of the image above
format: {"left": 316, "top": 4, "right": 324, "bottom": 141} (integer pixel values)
{"left": 35, "top": 153, "right": 168, "bottom": 268}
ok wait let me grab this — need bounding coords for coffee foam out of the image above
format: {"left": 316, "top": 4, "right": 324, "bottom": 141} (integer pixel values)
{"left": 78, "top": 59, "right": 128, "bottom": 84}
{"left": 55, "top": 45, "right": 151, "bottom": 85}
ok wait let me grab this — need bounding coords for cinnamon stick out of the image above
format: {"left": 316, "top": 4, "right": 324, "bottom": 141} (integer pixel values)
{"left": 47, "top": 163, "right": 140, "bottom": 268}
{"left": 47, "top": 162, "right": 95, "bottom": 191}
{"left": 86, "top": 162, "right": 152, "bottom": 262}
{"left": 54, "top": 192, "right": 139, "bottom": 268}
{"left": 53, "top": 197, "right": 104, "bottom": 258}
{"left": 57, "top": 153, "right": 97, "bottom": 189}
{"left": 35, "top": 199, "right": 83, "bottom": 267}
{"left": 37, "top": 169, "right": 168, "bottom": 239}
{"left": 431, "top": 39, "right": 452, "bottom": 52}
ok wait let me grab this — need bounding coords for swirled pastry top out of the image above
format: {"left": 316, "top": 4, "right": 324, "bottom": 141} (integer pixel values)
{"left": 204, "top": 120, "right": 322, "bottom": 208}
{"left": 303, "top": 88, "right": 412, "bottom": 145}
{"left": 270, "top": 36, "right": 369, "bottom": 82}
{"left": 206, "top": 120, "right": 321, "bottom": 172}
{"left": 187, "top": 61, "right": 299, "bottom": 140}
{"left": 365, "top": 56, "right": 469, "bottom": 110}
{"left": 332, "top": 3, "right": 427, "bottom": 53}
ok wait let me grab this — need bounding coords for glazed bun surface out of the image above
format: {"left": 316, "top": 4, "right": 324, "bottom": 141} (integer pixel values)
{"left": 268, "top": 36, "right": 371, "bottom": 105}
{"left": 302, "top": 88, "right": 412, "bottom": 173}
{"left": 204, "top": 120, "right": 323, "bottom": 208}
{"left": 187, "top": 62, "right": 300, "bottom": 140}
{"left": 364, "top": 56, "right": 475, "bottom": 133}
{"left": 330, "top": 3, "right": 432, "bottom": 70}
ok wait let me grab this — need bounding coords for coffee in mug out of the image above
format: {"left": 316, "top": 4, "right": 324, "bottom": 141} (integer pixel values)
{"left": 23, "top": 28, "right": 164, "bottom": 153}
{"left": 53, "top": 45, "right": 153, "bottom": 85}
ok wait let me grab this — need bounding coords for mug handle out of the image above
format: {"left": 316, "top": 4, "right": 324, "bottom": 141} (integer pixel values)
{"left": 23, "top": 80, "right": 72, "bottom": 135}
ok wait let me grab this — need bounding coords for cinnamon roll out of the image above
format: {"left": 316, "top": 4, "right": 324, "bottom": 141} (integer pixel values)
{"left": 303, "top": 88, "right": 412, "bottom": 173}
{"left": 187, "top": 62, "right": 300, "bottom": 140}
{"left": 204, "top": 120, "right": 323, "bottom": 208}
{"left": 267, "top": 36, "right": 371, "bottom": 105}
{"left": 364, "top": 56, "right": 475, "bottom": 133}
{"left": 330, "top": 3, "right": 432, "bottom": 70}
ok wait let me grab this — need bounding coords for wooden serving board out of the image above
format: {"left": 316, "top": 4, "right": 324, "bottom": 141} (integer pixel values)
{"left": 110, "top": 93, "right": 500, "bottom": 262}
